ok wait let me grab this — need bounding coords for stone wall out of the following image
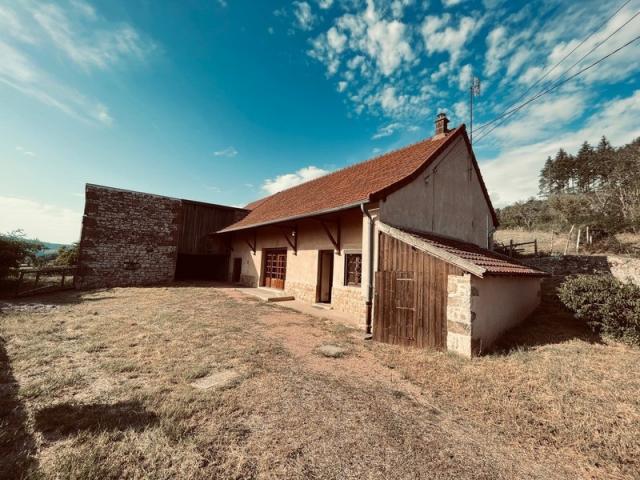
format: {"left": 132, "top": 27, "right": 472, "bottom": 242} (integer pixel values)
{"left": 285, "top": 281, "right": 316, "bottom": 304}
{"left": 331, "top": 286, "right": 367, "bottom": 325}
{"left": 524, "top": 255, "right": 640, "bottom": 285}
{"left": 76, "top": 185, "right": 181, "bottom": 289}
{"left": 446, "top": 274, "right": 474, "bottom": 357}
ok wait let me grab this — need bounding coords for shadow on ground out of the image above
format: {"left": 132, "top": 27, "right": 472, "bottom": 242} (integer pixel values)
{"left": 0, "top": 336, "right": 38, "bottom": 479}
{"left": 490, "top": 275, "right": 603, "bottom": 354}
{"left": 35, "top": 401, "right": 158, "bottom": 439}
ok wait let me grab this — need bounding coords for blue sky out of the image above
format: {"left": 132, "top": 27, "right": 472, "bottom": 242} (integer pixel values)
{"left": 1, "top": 0, "right": 639, "bottom": 243}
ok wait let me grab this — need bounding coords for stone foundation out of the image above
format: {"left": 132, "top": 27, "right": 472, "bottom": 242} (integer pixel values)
{"left": 76, "top": 185, "right": 181, "bottom": 289}
{"left": 331, "top": 286, "right": 366, "bottom": 324}
{"left": 284, "top": 281, "right": 316, "bottom": 304}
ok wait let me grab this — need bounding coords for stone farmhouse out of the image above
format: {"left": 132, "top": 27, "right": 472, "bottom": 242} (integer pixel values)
{"left": 77, "top": 113, "right": 546, "bottom": 357}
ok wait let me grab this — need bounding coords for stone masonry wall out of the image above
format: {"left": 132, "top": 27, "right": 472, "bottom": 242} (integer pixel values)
{"left": 446, "top": 273, "right": 474, "bottom": 357}
{"left": 331, "top": 286, "right": 367, "bottom": 326}
{"left": 524, "top": 255, "right": 640, "bottom": 285}
{"left": 76, "top": 185, "right": 181, "bottom": 289}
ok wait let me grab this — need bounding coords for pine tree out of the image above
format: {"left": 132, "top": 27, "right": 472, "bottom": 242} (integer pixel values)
{"left": 575, "top": 141, "right": 595, "bottom": 192}
{"left": 539, "top": 156, "right": 554, "bottom": 197}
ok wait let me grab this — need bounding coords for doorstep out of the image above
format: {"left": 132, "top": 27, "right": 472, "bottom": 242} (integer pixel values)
{"left": 235, "top": 287, "right": 295, "bottom": 303}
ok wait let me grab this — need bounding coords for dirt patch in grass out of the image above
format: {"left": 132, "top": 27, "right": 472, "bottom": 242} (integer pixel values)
{"left": 0, "top": 284, "right": 638, "bottom": 479}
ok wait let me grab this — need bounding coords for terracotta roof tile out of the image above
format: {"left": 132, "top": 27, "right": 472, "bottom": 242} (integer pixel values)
{"left": 220, "top": 127, "right": 476, "bottom": 232}
{"left": 401, "top": 227, "right": 548, "bottom": 277}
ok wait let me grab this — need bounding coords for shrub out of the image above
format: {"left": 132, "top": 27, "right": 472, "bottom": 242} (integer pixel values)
{"left": 0, "top": 230, "right": 42, "bottom": 278}
{"left": 558, "top": 275, "right": 640, "bottom": 346}
{"left": 54, "top": 243, "right": 79, "bottom": 266}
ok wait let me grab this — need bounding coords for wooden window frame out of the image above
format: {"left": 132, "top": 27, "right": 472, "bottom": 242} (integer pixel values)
{"left": 344, "top": 251, "right": 362, "bottom": 287}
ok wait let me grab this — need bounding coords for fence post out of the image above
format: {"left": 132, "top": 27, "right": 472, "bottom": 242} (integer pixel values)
{"left": 509, "top": 239, "right": 514, "bottom": 257}
{"left": 534, "top": 239, "right": 538, "bottom": 257}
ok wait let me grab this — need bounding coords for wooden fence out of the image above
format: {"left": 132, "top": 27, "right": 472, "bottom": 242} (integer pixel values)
{"left": 13, "top": 265, "right": 77, "bottom": 297}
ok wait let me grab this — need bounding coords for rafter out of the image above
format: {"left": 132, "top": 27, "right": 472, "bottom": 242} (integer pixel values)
{"left": 278, "top": 225, "right": 297, "bottom": 254}
{"left": 319, "top": 219, "right": 341, "bottom": 254}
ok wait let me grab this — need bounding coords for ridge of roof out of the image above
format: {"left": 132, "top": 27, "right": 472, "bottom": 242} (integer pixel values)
{"left": 240, "top": 129, "right": 458, "bottom": 210}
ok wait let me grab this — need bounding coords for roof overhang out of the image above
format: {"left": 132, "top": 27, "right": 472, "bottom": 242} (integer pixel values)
{"left": 377, "top": 222, "right": 487, "bottom": 277}
{"left": 217, "top": 201, "right": 367, "bottom": 233}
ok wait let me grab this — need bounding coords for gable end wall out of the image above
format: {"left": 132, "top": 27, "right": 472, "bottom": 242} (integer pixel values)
{"left": 379, "top": 137, "right": 494, "bottom": 247}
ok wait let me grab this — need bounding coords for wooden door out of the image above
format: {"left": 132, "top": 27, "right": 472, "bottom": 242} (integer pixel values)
{"left": 374, "top": 271, "right": 421, "bottom": 347}
{"left": 317, "top": 250, "right": 334, "bottom": 303}
{"left": 262, "top": 249, "right": 287, "bottom": 289}
{"left": 232, "top": 258, "right": 242, "bottom": 283}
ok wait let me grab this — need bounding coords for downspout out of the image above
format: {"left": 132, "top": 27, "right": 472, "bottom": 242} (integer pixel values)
{"left": 361, "top": 202, "right": 374, "bottom": 336}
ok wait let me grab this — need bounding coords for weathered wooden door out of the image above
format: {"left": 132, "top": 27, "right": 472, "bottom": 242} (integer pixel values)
{"left": 232, "top": 258, "right": 242, "bottom": 283}
{"left": 374, "top": 271, "right": 421, "bottom": 347}
{"left": 262, "top": 249, "right": 287, "bottom": 289}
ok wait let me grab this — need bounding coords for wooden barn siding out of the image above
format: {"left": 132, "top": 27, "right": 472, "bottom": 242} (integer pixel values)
{"left": 374, "top": 232, "right": 463, "bottom": 349}
{"left": 177, "top": 201, "right": 247, "bottom": 255}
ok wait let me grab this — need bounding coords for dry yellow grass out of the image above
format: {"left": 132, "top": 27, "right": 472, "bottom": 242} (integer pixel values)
{"left": 1, "top": 283, "right": 639, "bottom": 479}
{"left": 495, "top": 229, "right": 640, "bottom": 255}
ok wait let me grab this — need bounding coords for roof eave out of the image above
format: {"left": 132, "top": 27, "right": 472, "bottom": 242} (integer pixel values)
{"left": 217, "top": 200, "right": 367, "bottom": 233}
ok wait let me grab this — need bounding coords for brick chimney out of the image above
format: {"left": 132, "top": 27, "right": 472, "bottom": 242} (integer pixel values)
{"left": 434, "top": 112, "right": 450, "bottom": 138}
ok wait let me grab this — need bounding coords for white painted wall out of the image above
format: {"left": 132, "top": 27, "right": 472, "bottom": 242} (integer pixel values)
{"left": 471, "top": 276, "right": 541, "bottom": 351}
{"left": 379, "top": 136, "right": 494, "bottom": 248}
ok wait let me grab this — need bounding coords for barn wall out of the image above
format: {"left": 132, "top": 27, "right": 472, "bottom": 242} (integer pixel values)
{"left": 379, "top": 136, "right": 494, "bottom": 248}
{"left": 178, "top": 201, "right": 247, "bottom": 255}
{"left": 228, "top": 209, "right": 366, "bottom": 322}
{"left": 76, "top": 184, "right": 181, "bottom": 289}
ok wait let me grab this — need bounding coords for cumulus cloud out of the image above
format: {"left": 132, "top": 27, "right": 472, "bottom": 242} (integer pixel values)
{"left": 0, "top": 196, "right": 82, "bottom": 244}
{"left": 372, "top": 122, "right": 403, "bottom": 139}
{"left": 213, "top": 146, "right": 238, "bottom": 157}
{"left": 262, "top": 166, "right": 331, "bottom": 194}
{"left": 293, "top": 1, "right": 315, "bottom": 31}
{"left": 317, "top": 0, "right": 334, "bottom": 9}
{"left": 421, "top": 14, "right": 479, "bottom": 65}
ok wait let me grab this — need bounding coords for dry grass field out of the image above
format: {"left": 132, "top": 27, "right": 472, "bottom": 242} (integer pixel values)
{"left": 1, "top": 284, "right": 639, "bottom": 479}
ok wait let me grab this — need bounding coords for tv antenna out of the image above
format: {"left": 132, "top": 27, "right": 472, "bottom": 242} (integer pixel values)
{"left": 469, "top": 77, "right": 481, "bottom": 144}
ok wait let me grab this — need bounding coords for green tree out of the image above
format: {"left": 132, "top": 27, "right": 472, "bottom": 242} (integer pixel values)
{"left": 54, "top": 243, "right": 80, "bottom": 266}
{"left": 0, "top": 231, "right": 42, "bottom": 278}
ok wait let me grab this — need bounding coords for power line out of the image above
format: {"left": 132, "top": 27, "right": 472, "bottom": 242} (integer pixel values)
{"left": 473, "top": 1, "right": 636, "bottom": 136}
{"left": 473, "top": 34, "right": 640, "bottom": 144}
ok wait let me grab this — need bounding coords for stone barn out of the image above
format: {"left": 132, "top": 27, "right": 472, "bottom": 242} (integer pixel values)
{"left": 75, "top": 184, "right": 247, "bottom": 288}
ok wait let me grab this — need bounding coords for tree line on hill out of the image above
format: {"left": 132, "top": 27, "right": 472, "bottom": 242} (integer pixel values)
{"left": 497, "top": 135, "right": 640, "bottom": 234}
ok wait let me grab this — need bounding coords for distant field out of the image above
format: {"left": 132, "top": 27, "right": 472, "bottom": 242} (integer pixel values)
{"left": 495, "top": 229, "right": 640, "bottom": 256}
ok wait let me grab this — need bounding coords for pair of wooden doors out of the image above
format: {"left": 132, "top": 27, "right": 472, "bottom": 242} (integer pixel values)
{"left": 262, "top": 249, "right": 287, "bottom": 289}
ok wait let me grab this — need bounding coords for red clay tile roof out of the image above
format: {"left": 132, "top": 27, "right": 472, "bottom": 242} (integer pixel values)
{"left": 220, "top": 125, "right": 497, "bottom": 232}
{"left": 396, "top": 226, "right": 548, "bottom": 277}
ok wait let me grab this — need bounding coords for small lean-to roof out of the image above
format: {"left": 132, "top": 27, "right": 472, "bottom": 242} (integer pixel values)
{"left": 378, "top": 222, "right": 548, "bottom": 278}
{"left": 219, "top": 125, "right": 498, "bottom": 233}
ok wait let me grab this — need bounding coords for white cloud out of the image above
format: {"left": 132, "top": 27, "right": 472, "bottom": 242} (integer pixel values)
{"left": 390, "top": 0, "right": 414, "bottom": 19}
{"left": 0, "top": 41, "right": 115, "bottom": 125}
{"left": 458, "top": 63, "right": 472, "bottom": 90}
{"left": 217, "top": 0, "right": 228, "bottom": 7}
{"left": 0, "top": 5, "right": 36, "bottom": 44}
{"left": 372, "top": 122, "right": 403, "bottom": 139}
{"left": 453, "top": 100, "right": 467, "bottom": 123}
{"left": 213, "top": 146, "right": 238, "bottom": 157}
{"left": 318, "top": 0, "right": 334, "bottom": 9}
{"left": 479, "top": 90, "right": 640, "bottom": 206}
{"left": 337, "top": 80, "right": 347, "bottom": 92}
{"left": 484, "top": 26, "right": 507, "bottom": 76}
{"left": 31, "top": 2, "right": 156, "bottom": 70}
{"left": 293, "top": 1, "right": 315, "bottom": 31}
{"left": 421, "top": 14, "right": 479, "bottom": 65}
{"left": 443, "top": 0, "right": 466, "bottom": 5}
{"left": 378, "top": 86, "right": 406, "bottom": 113}
{"left": 15, "top": 145, "right": 36, "bottom": 157}
{"left": 262, "top": 166, "right": 331, "bottom": 194}
{"left": 0, "top": 196, "right": 82, "bottom": 244}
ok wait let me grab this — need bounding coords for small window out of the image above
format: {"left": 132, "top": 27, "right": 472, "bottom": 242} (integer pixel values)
{"left": 344, "top": 253, "right": 362, "bottom": 286}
